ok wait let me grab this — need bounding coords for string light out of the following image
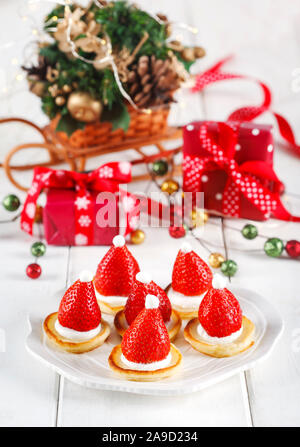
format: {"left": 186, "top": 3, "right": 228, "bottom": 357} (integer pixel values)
{"left": 15, "top": 74, "right": 24, "bottom": 81}
{"left": 28, "top": 1, "right": 38, "bottom": 12}
{"left": 44, "top": 15, "right": 58, "bottom": 26}
{"left": 175, "top": 23, "right": 198, "bottom": 34}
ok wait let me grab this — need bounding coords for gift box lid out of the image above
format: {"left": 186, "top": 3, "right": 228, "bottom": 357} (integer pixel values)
{"left": 183, "top": 121, "right": 274, "bottom": 165}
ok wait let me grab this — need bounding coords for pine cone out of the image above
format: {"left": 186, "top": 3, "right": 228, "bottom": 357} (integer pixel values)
{"left": 126, "top": 55, "right": 181, "bottom": 108}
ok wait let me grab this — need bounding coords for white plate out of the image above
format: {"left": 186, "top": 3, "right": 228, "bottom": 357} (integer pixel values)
{"left": 26, "top": 286, "right": 283, "bottom": 396}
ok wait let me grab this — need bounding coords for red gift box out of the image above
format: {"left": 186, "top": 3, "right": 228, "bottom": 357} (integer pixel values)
{"left": 183, "top": 121, "right": 278, "bottom": 221}
{"left": 44, "top": 189, "right": 119, "bottom": 246}
{"left": 21, "top": 163, "right": 137, "bottom": 246}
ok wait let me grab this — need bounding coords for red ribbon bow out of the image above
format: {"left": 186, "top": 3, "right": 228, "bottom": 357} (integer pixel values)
{"left": 184, "top": 122, "right": 300, "bottom": 222}
{"left": 193, "top": 55, "right": 300, "bottom": 158}
{"left": 21, "top": 162, "right": 136, "bottom": 245}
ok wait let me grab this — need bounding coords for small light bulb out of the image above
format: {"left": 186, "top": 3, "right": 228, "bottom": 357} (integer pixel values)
{"left": 28, "top": 2, "right": 38, "bottom": 12}
{"left": 32, "top": 29, "right": 38, "bottom": 36}
{"left": 15, "top": 74, "right": 23, "bottom": 81}
{"left": 11, "top": 58, "right": 18, "bottom": 65}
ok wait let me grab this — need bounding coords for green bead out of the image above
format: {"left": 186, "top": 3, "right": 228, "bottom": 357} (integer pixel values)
{"left": 2, "top": 194, "right": 20, "bottom": 212}
{"left": 264, "top": 238, "right": 284, "bottom": 257}
{"left": 242, "top": 223, "right": 258, "bottom": 240}
{"left": 31, "top": 241, "right": 46, "bottom": 257}
{"left": 152, "top": 159, "right": 168, "bottom": 176}
{"left": 221, "top": 259, "right": 238, "bottom": 277}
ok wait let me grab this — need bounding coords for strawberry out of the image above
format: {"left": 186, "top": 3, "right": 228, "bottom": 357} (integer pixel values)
{"left": 124, "top": 272, "right": 172, "bottom": 325}
{"left": 94, "top": 235, "right": 139, "bottom": 296}
{"left": 58, "top": 271, "right": 101, "bottom": 332}
{"left": 198, "top": 281, "right": 242, "bottom": 337}
{"left": 172, "top": 243, "right": 212, "bottom": 296}
{"left": 121, "top": 295, "right": 170, "bottom": 364}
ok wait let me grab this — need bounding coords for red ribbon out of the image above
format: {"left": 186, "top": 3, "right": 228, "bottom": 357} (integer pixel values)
{"left": 183, "top": 122, "right": 300, "bottom": 222}
{"left": 193, "top": 55, "right": 300, "bottom": 158}
{"left": 21, "top": 162, "right": 136, "bottom": 245}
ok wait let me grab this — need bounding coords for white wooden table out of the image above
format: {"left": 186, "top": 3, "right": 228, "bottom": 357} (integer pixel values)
{"left": 1, "top": 0, "right": 300, "bottom": 427}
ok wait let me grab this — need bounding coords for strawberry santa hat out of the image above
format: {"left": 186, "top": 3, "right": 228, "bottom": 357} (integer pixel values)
{"left": 121, "top": 294, "right": 170, "bottom": 364}
{"left": 172, "top": 242, "right": 213, "bottom": 296}
{"left": 198, "top": 274, "right": 242, "bottom": 338}
{"left": 124, "top": 271, "right": 172, "bottom": 325}
{"left": 58, "top": 270, "right": 101, "bottom": 332}
{"left": 94, "top": 235, "right": 140, "bottom": 296}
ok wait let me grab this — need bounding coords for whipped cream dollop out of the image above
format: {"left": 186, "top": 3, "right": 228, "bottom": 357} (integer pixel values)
{"left": 136, "top": 271, "right": 152, "bottom": 284}
{"left": 197, "top": 322, "right": 243, "bottom": 345}
{"left": 180, "top": 242, "right": 192, "bottom": 253}
{"left": 94, "top": 288, "right": 128, "bottom": 306}
{"left": 121, "top": 352, "right": 172, "bottom": 371}
{"left": 55, "top": 319, "right": 101, "bottom": 342}
{"left": 212, "top": 273, "right": 228, "bottom": 290}
{"left": 113, "top": 235, "right": 126, "bottom": 247}
{"left": 168, "top": 287, "right": 205, "bottom": 310}
{"left": 79, "top": 270, "right": 94, "bottom": 282}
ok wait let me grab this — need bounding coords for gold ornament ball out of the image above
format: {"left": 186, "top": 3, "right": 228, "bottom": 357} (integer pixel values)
{"left": 181, "top": 47, "right": 195, "bottom": 62}
{"left": 62, "top": 84, "right": 72, "bottom": 93}
{"left": 161, "top": 179, "right": 180, "bottom": 195}
{"left": 67, "top": 92, "right": 103, "bottom": 123}
{"left": 208, "top": 252, "right": 225, "bottom": 269}
{"left": 55, "top": 96, "right": 66, "bottom": 106}
{"left": 194, "top": 46, "right": 206, "bottom": 58}
{"left": 130, "top": 229, "right": 145, "bottom": 245}
{"left": 191, "top": 209, "right": 209, "bottom": 227}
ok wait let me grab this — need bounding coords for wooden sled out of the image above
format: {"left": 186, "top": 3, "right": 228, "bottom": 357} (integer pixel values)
{"left": 0, "top": 117, "right": 183, "bottom": 191}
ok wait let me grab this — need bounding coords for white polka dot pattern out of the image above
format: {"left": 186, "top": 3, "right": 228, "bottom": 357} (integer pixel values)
{"left": 183, "top": 123, "right": 279, "bottom": 219}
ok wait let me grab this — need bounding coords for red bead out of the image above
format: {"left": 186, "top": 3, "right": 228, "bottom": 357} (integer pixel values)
{"left": 169, "top": 225, "right": 186, "bottom": 238}
{"left": 26, "top": 263, "right": 42, "bottom": 279}
{"left": 285, "top": 240, "right": 300, "bottom": 258}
